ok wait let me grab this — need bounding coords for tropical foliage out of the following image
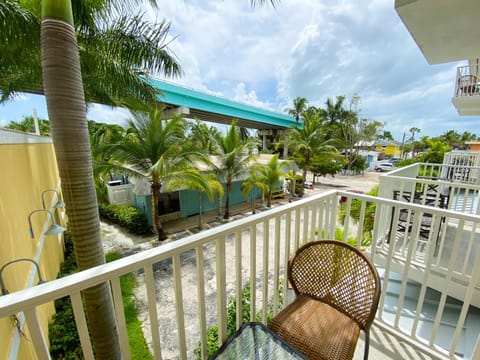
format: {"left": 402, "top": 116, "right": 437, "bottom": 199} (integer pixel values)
{"left": 111, "top": 108, "right": 210, "bottom": 240}
{"left": 212, "top": 121, "right": 258, "bottom": 219}
{"left": 287, "top": 96, "right": 308, "bottom": 124}
{"left": 241, "top": 169, "right": 266, "bottom": 214}
{"left": 5, "top": 115, "right": 51, "bottom": 136}
{"left": 338, "top": 185, "right": 378, "bottom": 245}
{"left": 0, "top": 0, "right": 181, "bottom": 110}
{"left": 250, "top": 154, "right": 289, "bottom": 207}
{"left": 0, "top": 0, "right": 277, "bottom": 357}
{"left": 285, "top": 111, "right": 339, "bottom": 181}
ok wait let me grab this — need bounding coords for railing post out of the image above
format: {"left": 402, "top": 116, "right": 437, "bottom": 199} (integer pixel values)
{"left": 23, "top": 308, "right": 51, "bottom": 360}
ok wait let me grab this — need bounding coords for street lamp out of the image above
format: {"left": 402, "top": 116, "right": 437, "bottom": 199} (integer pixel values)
{"left": 41, "top": 189, "right": 65, "bottom": 210}
{"left": 28, "top": 209, "right": 65, "bottom": 239}
{"left": 0, "top": 258, "right": 46, "bottom": 295}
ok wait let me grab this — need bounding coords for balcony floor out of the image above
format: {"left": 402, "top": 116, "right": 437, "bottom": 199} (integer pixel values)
{"left": 354, "top": 324, "right": 436, "bottom": 360}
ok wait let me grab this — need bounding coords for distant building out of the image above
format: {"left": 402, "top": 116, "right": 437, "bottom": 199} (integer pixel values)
{"left": 374, "top": 141, "right": 402, "bottom": 158}
{"left": 466, "top": 141, "right": 480, "bottom": 152}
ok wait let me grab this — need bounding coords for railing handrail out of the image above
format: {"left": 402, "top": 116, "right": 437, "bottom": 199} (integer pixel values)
{"left": 1, "top": 188, "right": 479, "bottom": 359}
{"left": 0, "top": 190, "right": 336, "bottom": 315}
{"left": 2, "top": 189, "right": 477, "bottom": 317}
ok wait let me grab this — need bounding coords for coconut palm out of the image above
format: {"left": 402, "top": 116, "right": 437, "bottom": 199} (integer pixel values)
{"left": 181, "top": 173, "right": 223, "bottom": 230}
{"left": 212, "top": 121, "right": 258, "bottom": 219}
{"left": 287, "top": 96, "right": 308, "bottom": 124}
{"left": 242, "top": 169, "right": 267, "bottom": 214}
{"left": 1, "top": 1, "right": 181, "bottom": 109}
{"left": 188, "top": 118, "right": 221, "bottom": 153}
{"left": 112, "top": 108, "right": 210, "bottom": 240}
{"left": 252, "top": 154, "right": 289, "bottom": 207}
{"left": 286, "top": 112, "right": 338, "bottom": 181}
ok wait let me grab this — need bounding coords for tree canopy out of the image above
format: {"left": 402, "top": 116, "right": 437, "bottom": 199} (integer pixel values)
{"left": 1, "top": 0, "right": 181, "bottom": 110}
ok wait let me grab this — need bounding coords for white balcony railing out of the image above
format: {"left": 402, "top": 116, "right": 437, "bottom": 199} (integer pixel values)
{"left": 1, "top": 190, "right": 479, "bottom": 359}
{"left": 454, "top": 65, "right": 480, "bottom": 98}
{"left": 380, "top": 162, "right": 480, "bottom": 214}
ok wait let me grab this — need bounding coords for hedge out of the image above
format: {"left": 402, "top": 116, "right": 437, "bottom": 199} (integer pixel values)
{"left": 98, "top": 203, "right": 150, "bottom": 235}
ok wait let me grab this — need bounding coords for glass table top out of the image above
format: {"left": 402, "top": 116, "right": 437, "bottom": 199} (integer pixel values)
{"left": 209, "top": 322, "right": 306, "bottom": 360}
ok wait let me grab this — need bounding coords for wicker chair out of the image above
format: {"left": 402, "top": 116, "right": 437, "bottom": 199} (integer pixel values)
{"left": 268, "top": 240, "right": 381, "bottom": 360}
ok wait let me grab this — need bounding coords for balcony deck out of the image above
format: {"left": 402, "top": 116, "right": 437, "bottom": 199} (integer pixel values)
{"left": 1, "top": 182, "right": 479, "bottom": 359}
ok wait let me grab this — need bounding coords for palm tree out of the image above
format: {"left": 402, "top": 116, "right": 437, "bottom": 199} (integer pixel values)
{"left": 287, "top": 96, "right": 308, "bottom": 124}
{"left": 319, "top": 96, "right": 347, "bottom": 139}
{"left": 286, "top": 112, "right": 338, "bottom": 181}
{"left": 179, "top": 172, "right": 223, "bottom": 230}
{"left": 409, "top": 127, "right": 421, "bottom": 142}
{"left": 321, "top": 96, "right": 346, "bottom": 125}
{"left": 112, "top": 108, "right": 210, "bottom": 240}
{"left": 188, "top": 118, "right": 220, "bottom": 153}
{"left": 212, "top": 121, "right": 257, "bottom": 219}
{"left": 89, "top": 121, "right": 126, "bottom": 202}
{"left": 253, "top": 154, "right": 289, "bottom": 207}
{"left": 36, "top": 0, "right": 277, "bottom": 356}
{"left": 40, "top": 1, "right": 121, "bottom": 357}
{"left": 409, "top": 127, "right": 421, "bottom": 156}
{"left": 5, "top": 115, "right": 51, "bottom": 136}
{"left": 284, "top": 169, "right": 299, "bottom": 202}
{"left": 242, "top": 169, "right": 267, "bottom": 214}
{"left": 1, "top": 1, "right": 181, "bottom": 109}
{"left": 376, "top": 130, "right": 394, "bottom": 142}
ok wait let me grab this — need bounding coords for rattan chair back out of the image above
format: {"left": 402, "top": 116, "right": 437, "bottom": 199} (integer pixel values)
{"left": 288, "top": 240, "right": 381, "bottom": 331}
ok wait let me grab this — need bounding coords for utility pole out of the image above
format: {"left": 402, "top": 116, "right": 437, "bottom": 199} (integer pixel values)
{"left": 400, "top": 132, "right": 405, "bottom": 159}
{"left": 33, "top": 108, "right": 40, "bottom": 135}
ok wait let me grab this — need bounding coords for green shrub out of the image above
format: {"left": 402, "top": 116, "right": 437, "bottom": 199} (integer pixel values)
{"left": 99, "top": 203, "right": 150, "bottom": 235}
{"left": 49, "top": 243, "right": 152, "bottom": 359}
{"left": 338, "top": 186, "right": 378, "bottom": 246}
{"left": 194, "top": 280, "right": 283, "bottom": 359}
{"left": 49, "top": 232, "right": 81, "bottom": 359}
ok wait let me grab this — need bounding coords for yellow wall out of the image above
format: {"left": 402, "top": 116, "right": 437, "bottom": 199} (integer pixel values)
{"left": 375, "top": 144, "right": 401, "bottom": 157}
{"left": 0, "top": 137, "right": 64, "bottom": 360}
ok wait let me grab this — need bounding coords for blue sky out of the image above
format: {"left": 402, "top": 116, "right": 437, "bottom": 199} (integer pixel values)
{"left": 1, "top": 0, "right": 478, "bottom": 140}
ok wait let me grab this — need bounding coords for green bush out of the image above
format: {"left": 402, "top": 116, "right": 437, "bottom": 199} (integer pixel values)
{"left": 194, "top": 280, "right": 283, "bottom": 359}
{"left": 99, "top": 203, "right": 150, "bottom": 235}
{"left": 338, "top": 186, "right": 378, "bottom": 246}
{"left": 49, "top": 238, "right": 152, "bottom": 359}
{"left": 49, "top": 232, "right": 81, "bottom": 360}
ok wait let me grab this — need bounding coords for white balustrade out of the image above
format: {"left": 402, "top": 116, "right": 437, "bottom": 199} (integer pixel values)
{"left": 0, "top": 189, "right": 479, "bottom": 359}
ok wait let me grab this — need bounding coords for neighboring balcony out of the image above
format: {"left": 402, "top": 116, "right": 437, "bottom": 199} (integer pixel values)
{"left": 1, "top": 186, "right": 479, "bottom": 359}
{"left": 452, "top": 65, "right": 480, "bottom": 115}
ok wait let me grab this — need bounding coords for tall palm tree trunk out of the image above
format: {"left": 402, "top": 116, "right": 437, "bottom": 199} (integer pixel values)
{"left": 198, "top": 193, "right": 203, "bottom": 230}
{"left": 41, "top": 8, "right": 121, "bottom": 358}
{"left": 224, "top": 180, "right": 232, "bottom": 219}
{"left": 151, "top": 183, "right": 167, "bottom": 241}
{"left": 252, "top": 188, "right": 256, "bottom": 214}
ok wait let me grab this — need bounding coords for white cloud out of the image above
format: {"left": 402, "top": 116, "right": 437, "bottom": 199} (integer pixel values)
{"left": 3, "top": 0, "right": 480, "bottom": 139}
{"left": 86, "top": 104, "right": 130, "bottom": 126}
{"left": 233, "top": 82, "right": 271, "bottom": 109}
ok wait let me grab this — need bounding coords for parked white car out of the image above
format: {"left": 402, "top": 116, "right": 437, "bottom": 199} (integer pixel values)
{"left": 374, "top": 162, "right": 394, "bottom": 172}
